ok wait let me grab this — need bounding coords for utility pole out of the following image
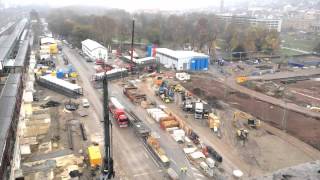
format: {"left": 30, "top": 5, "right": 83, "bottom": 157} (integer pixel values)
{"left": 130, "top": 18, "right": 135, "bottom": 62}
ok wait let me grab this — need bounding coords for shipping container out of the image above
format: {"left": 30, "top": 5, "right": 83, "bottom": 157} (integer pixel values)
{"left": 147, "top": 44, "right": 153, "bottom": 57}
{"left": 190, "top": 57, "right": 209, "bottom": 71}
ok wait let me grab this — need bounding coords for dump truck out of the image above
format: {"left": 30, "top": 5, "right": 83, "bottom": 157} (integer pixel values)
{"left": 194, "top": 102, "right": 204, "bottom": 119}
{"left": 109, "top": 97, "right": 129, "bottom": 127}
{"left": 123, "top": 86, "right": 146, "bottom": 103}
{"left": 208, "top": 113, "right": 220, "bottom": 132}
{"left": 182, "top": 97, "right": 193, "bottom": 112}
{"left": 87, "top": 145, "right": 102, "bottom": 168}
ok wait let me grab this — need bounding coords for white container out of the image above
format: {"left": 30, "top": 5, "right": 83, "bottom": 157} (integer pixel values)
{"left": 155, "top": 113, "right": 168, "bottom": 122}
{"left": 151, "top": 110, "right": 165, "bottom": 117}
{"left": 206, "top": 158, "right": 215, "bottom": 168}
{"left": 200, "top": 161, "right": 209, "bottom": 171}
{"left": 147, "top": 108, "right": 162, "bottom": 115}
{"left": 173, "top": 129, "right": 185, "bottom": 137}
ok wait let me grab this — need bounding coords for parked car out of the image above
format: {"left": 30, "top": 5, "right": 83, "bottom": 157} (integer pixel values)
{"left": 40, "top": 100, "right": 61, "bottom": 109}
{"left": 82, "top": 98, "right": 90, "bottom": 108}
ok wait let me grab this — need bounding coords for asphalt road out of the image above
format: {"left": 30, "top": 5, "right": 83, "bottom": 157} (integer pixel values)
{"left": 62, "top": 47, "right": 163, "bottom": 180}
{"left": 63, "top": 46, "right": 210, "bottom": 180}
{"left": 110, "top": 82, "right": 208, "bottom": 180}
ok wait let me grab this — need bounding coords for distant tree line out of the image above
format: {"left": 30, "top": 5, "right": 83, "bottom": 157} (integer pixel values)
{"left": 46, "top": 8, "right": 280, "bottom": 58}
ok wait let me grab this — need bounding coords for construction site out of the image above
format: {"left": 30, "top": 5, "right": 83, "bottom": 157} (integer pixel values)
{"left": 1, "top": 7, "right": 320, "bottom": 180}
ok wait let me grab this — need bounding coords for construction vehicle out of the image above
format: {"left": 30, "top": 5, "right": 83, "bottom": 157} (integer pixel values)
{"left": 236, "top": 129, "right": 249, "bottom": 141}
{"left": 109, "top": 97, "right": 129, "bottom": 127}
{"left": 182, "top": 97, "right": 193, "bottom": 112}
{"left": 236, "top": 76, "right": 248, "bottom": 84}
{"left": 203, "top": 104, "right": 210, "bottom": 119}
{"left": 188, "top": 131, "right": 200, "bottom": 145}
{"left": 172, "top": 84, "right": 184, "bottom": 93}
{"left": 233, "top": 111, "right": 260, "bottom": 128}
{"left": 156, "top": 81, "right": 174, "bottom": 103}
{"left": 203, "top": 145, "right": 223, "bottom": 163}
{"left": 194, "top": 102, "right": 204, "bottom": 119}
{"left": 207, "top": 113, "right": 220, "bottom": 135}
{"left": 154, "top": 76, "right": 163, "bottom": 86}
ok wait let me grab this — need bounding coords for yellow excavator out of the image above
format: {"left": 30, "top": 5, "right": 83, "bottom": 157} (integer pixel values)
{"left": 233, "top": 111, "right": 261, "bottom": 128}
{"left": 236, "top": 76, "right": 248, "bottom": 84}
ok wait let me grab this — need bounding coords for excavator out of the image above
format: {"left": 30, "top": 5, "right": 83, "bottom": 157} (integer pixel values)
{"left": 233, "top": 111, "right": 261, "bottom": 144}
{"left": 233, "top": 111, "right": 261, "bottom": 128}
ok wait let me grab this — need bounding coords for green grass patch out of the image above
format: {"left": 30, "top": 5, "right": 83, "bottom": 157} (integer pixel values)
{"left": 281, "top": 33, "right": 320, "bottom": 52}
{"left": 279, "top": 48, "right": 303, "bottom": 56}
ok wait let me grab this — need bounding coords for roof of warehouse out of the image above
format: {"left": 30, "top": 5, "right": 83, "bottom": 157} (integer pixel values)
{"left": 0, "top": 117, "right": 12, "bottom": 163}
{"left": 6, "top": 73, "right": 21, "bottom": 84}
{"left": 156, "top": 48, "right": 209, "bottom": 59}
{"left": 14, "top": 40, "right": 29, "bottom": 67}
{"left": 81, "top": 39, "right": 106, "bottom": 51}
{"left": 1, "top": 84, "right": 18, "bottom": 97}
{"left": 0, "top": 73, "right": 21, "bottom": 164}
{"left": 40, "top": 75, "right": 82, "bottom": 91}
{"left": 0, "top": 96, "right": 16, "bottom": 119}
{"left": 40, "top": 37, "right": 55, "bottom": 45}
{"left": 0, "top": 19, "right": 27, "bottom": 63}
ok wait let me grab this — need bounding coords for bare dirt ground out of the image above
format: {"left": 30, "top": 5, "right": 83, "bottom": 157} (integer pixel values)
{"left": 276, "top": 78, "right": 320, "bottom": 107}
{"left": 242, "top": 76, "right": 320, "bottom": 109}
{"left": 182, "top": 73, "right": 320, "bottom": 150}
{"left": 139, "top": 77, "right": 319, "bottom": 178}
{"left": 161, "top": 73, "right": 320, "bottom": 177}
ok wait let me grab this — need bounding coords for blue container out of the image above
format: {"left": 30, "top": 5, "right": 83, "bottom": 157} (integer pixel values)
{"left": 200, "top": 58, "right": 205, "bottom": 69}
{"left": 56, "top": 70, "right": 64, "bottom": 79}
{"left": 147, "top": 45, "right": 153, "bottom": 57}
{"left": 191, "top": 60, "right": 196, "bottom": 70}
{"left": 195, "top": 59, "right": 199, "bottom": 70}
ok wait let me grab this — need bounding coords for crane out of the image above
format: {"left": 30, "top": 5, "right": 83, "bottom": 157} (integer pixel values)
{"left": 101, "top": 74, "right": 115, "bottom": 179}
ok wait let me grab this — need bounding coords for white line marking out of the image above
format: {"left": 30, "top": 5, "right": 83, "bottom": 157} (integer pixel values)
{"left": 133, "top": 172, "right": 149, "bottom": 177}
{"left": 144, "top": 152, "right": 149, "bottom": 159}
{"left": 194, "top": 173, "right": 205, "bottom": 177}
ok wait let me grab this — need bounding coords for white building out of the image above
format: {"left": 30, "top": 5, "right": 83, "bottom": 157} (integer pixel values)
{"left": 156, "top": 48, "right": 209, "bottom": 71}
{"left": 81, "top": 39, "right": 108, "bottom": 61}
{"left": 217, "top": 15, "right": 282, "bottom": 32}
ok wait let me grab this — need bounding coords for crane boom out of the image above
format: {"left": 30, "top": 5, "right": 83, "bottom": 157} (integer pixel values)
{"left": 101, "top": 74, "right": 115, "bottom": 179}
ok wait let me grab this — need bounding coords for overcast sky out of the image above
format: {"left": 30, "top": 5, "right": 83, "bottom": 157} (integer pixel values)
{"left": 3, "top": 0, "right": 244, "bottom": 12}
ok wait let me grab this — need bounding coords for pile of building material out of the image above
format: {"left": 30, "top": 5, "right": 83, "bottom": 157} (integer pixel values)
{"left": 146, "top": 135, "right": 170, "bottom": 167}
{"left": 252, "top": 160, "right": 320, "bottom": 180}
{"left": 123, "top": 85, "right": 147, "bottom": 103}
{"left": 176, "top": 72, "right": 191, "bottom": 81}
